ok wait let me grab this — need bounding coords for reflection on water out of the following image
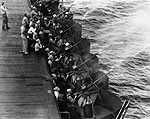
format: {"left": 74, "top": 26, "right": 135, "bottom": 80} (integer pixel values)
{"left": 64, "top": 0, "right": 150, "bottom": 118}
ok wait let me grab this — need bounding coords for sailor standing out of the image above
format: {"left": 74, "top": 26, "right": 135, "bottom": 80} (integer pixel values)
{"left": 20, "top": 23, "right": 28, "bottom": 55}
{"left": 22, "top": 13, "right": 29, "bottom": 29}
{"left": 1, "top": 2, "right": 10, "bottom": 30}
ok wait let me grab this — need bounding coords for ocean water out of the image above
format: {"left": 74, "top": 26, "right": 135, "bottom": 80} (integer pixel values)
{"left": 64, "top": 0, "right": 150, "bottom": 118}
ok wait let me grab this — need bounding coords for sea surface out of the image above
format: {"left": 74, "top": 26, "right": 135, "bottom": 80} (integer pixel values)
{"left": 64, "top": 0, "right": 150, "bottom": 118}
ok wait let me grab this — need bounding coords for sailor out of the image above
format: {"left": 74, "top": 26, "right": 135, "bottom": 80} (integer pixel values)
{"left": 50, "top": 0, "right": 60, "bottom": 14}
{"left": 49, "top": 37, "right": 55, "bottom": 45}
{"left": 83, "top": 96, "right": 95, "bottom": 119}
{"left": 56, "top": 38, "right": 64, "bottom": 48}
{"left": 34, "top": 39, "right": 43, "bottom": 53}
{"left": 52, "top": 21, "right": 56, "bottom": 30}
{"left": 45, "top": 47, "right": 50, "bottom": 53}
{"left": 38, "top": 11, "right": 43, "bottom": 20}
{"left": 20, "top": 23, "right": 28, "bottom": 55}
{"left": 28, "top": 23, "right": 36, "bottom": 40}
{"left": 38, "top": 27, "right": 45, "bottom": 45}
{"left": 55, "top": 54, "right": 63, "bottom": 63}
{"left": 29, "top": 18, "right": 34, "bottom": 27}
{"left": 43, "top": 17, "right": 50, "bottom": 28}
{"left": 48, "top": 50, "right": 55, "bottom": 57}
{"left": 65, "top": 42, "right": 70, "bottom": 51}
{"left": 54, "top": 86, "right": 60, "bottom": 100}
{"left": 22, "top": 13, "right": 29, "bottom": 29}
{"left": 55, "top": 23, "right": 63, "bottom": 36}
{"left": 1, "top": 2, "right": 10, "bottom": 30}
{"left": 48, "top": 59, "right": 53, "bottom": 69}
{"left": 48, "top": 52, "right": 54, "bottom": 61}
{"left": 36, "top": 0, "right": 48, "bottom": 16}
{"left": 66, "top": 89, "right": 75, "bottom": 103}
{"left": 43, "top": 17, "right": 51, "bottom": 44}
{"left": 67, "top": 55, "right": 74, "bottom": 70}
{"left": 30, "top": 6, "right": 38, "bottom": 18}
{"left": 27, "top": 23, "right": 36, "bottom": 49}
{"left": 57, "top": 41, "right": 68, "bottom": 54}
{"left": 36, "top": 20, "right": 41, "bottom": 29}
{"left": 58, "top": 4, "right": 63, "bottom": 13}
{"left": 59, "top": 29, "right": 63, "bottom": 34}
{"left": 48, "top": 32, "right": 53, "bottom": 39}
{"left": 37, "top": 1, "right": 43, "bottom": 12}
{"left": 56, "top": 74, "right": 68, "bottom": 92}
{"left": 67, "top": 9, "right": 74, "bottom": 20}
{"left": 55, "top": 22, "right": 61, "bottom": 29}
{"left": 52, "top": 14, "right": 57, "bottom": 23}
{"left": 64, "top": 12, "right": 69, "bottom": 19}
{"left": 58, "top": 4, "right": 66, "bottom": 13}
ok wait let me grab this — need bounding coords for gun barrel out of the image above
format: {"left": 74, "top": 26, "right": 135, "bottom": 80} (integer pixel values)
{"left": 75, "top": 53, "right": 98, "bottom": 69}
{"left": 115, "top": 100, "right": 130, "bottom": 119}
{"left": 83, "top": 71, "right": 112, "bottom": 91}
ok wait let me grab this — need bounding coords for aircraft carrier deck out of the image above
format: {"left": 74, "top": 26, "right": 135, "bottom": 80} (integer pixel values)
{"left": 0, "top": 0, "right": 59, "bottom": 119}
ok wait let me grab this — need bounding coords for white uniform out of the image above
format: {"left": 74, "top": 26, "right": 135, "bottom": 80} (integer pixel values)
{"left": 35, "top": 40, "right": 42, "bottom": 52}
{"left": 22, "top": 16, "right": 29, "bottom": 26}
{"left": 1, "top": 4, "right": 9, "bottom": 29}
{"left": 1, "top": 5, "right": 7, "bottom": 14}
{"left": 20, "top": 25, "right": 28, "bottom": 54}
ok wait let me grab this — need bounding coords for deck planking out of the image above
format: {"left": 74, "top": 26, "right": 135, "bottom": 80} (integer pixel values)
{"left": 0, "top": 0, "right": 60, "bottom": 119}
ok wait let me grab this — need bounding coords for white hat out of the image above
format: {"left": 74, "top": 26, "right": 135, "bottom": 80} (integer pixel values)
{"left": 33, "top": 6, "right": 36, "bottom": 10}
{"left": 49, "top": 51, "right": 54, "bottom": 54}
{"left": 48, "top": 33, "right": 52, "bottom": 36}
{"left": 48, "top": 55, "right": 54, "bottom": 60}
{"left": 67, "top": 89, "right": 72, "bottom": 93}
{"left": 65, "top": 12, "right": 69, "bottom": 15}
{"left": 51, "top": 73, "right": 57, "bottom": 78}
{"left": 65, "top": 42, "right": 69, "bottom": 46}
{"left": 36, "top": 20, "right": 40, "bottom": 24}
{"left": 59, "top": 30, "right": 63, "bottom": 33}
{"left": 45, "top": 48, "right": 49, "bottom": 52}
{"left": 36, "top": 39, "right": 40, "bottom": 42}
{"left": 48, "top": 60, "right": 52, "bottom": 67}
{"left": 54, "top": 86, "right": 60, "bottom": 91}
{"left": 44, "top": 17, "right": 48, "bottom": 20}
{"left": 53, "top": 14, "right": 57, "bottom": 18}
